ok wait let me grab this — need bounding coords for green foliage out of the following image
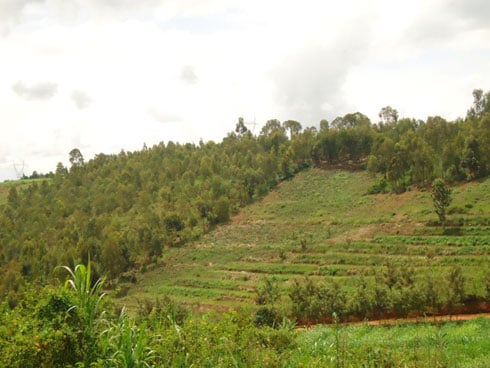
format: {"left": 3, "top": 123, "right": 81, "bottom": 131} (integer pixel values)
{"left": 0, "top": 264, "right": 489, "bottom": 366}
{"left": 101, "top": 308, "right": 155, "bottom": 368}
{"left": 111, "top": 166, "right": 490, "bottom": 319}
{"left": 0, "top": 135, "right": 295, "bottom": 296}
{"left": 289, "top": 278, "right": 348, "bottom": 324}
{"left": 293, "top": 318, "right": 490, "bottom": 367}
{"left": 285, "top": 262, "right": 484, "bottom": 323}
{"left": 253, "top": 307, "right": 278, "bottom": 327}
{"left": 255, "top": 277, "right": 281, "bottom": 308}
{"left": 431, "top": 178, "right": 452, "bottom": 223}
{"left": 0, "top": 90, "right": 490, "bottom": 366}
{"left": 461, "top": 136, "right": 482, "bottom": 180}
{"left": 61, "top": 261, "right": 107, "bottom": 365}
{"left": 367, "top": 177, "right": 388, "bottom": 194}
{"left": 61, "top": 261, "right": 106, "bottom": 329}
{"left": 1, "top": 89, "right": 490, "bottom": 302}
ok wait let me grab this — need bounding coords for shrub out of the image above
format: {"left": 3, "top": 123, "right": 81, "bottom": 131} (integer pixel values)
{"left": 367, "top": 178, "right": 388, "bottom": 194}
{"left": 254, "top": 307, "right": 278, "bottom": 327}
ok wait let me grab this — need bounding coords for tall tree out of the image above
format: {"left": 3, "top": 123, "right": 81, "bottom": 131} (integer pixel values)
{"left": 423, "top": 116, "right": 452, "bottom": 178}
{"left": 260, "top": 119, "right": 283, "bottom": 136}
{"left": 431, "top": 178, "right": 452, "bottom": 224}
{"left": 378, "top": 106, "right": 399, "bottom": 125}
{"left": 466, "top": 88, "right": 490, "bottom": 119}
{"left": 282, "top": 120, "right": 302, "bottom": 139}
{"left": 235, "top": 117, "right": 248, "bottom": 136}
{"left": 460, "top": 136, "right": 482, "bottom": 180}
{"left": 69, "top": 148, "right": 85, "bottom": 168}
{"left": 319, "top": 119, "right": 329, "bottom": 132}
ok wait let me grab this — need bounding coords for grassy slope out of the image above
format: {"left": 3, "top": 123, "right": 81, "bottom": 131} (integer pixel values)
{"left": 118, "top": 168, "right": 490, "bottom": 312}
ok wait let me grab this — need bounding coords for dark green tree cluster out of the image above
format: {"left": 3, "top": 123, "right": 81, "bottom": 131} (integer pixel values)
{"left": 287, "top": 264, "right": 487, "bottom": 324}
{"left": 0, "top": 119, "right": 315, "bottom": 300}
{"left": 313, "top": 111, "right": 375, "bottom": 166}
{"left": 368, "top": 90, "right": 490, "bottom": 191}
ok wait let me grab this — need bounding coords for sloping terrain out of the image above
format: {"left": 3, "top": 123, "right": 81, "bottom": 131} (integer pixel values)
{"left": 118, "top": 168, "right": 490, "bottom": 312}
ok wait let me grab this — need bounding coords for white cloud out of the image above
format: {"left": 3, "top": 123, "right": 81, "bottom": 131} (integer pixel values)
{"left": 147, "top": 108, "right": 182, "bottom": 123}
{"left": 71, "top": 90, "right": 92, "bottom": 109}
{"left": 180, "top": 65, "right": 199, "bottom": 85}
{"left": 12, "top": 81, "right": 58, "bottom": 100}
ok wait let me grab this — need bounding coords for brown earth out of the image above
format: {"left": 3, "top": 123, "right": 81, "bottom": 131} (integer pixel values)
{"left": 295, "top": 300, "right": 490, "bottom": 328}
{"left": 296, "top": 313, "right": 490, "bottom": 330}
{"left": 357, "top": 312, "right": 490, "bottom": 326}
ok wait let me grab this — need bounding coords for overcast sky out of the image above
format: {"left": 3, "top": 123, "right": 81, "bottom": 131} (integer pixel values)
{"left": 1, "top": 0, "right": 490, "bottom": 181}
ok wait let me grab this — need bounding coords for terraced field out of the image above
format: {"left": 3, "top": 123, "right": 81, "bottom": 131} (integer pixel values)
{"left": 118, "top": 169, "right": 490, "bottom": 312}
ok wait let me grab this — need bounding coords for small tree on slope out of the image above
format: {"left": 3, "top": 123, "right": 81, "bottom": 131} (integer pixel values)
{"left": 431, "top": 178, "right": 452, "bottom": 224}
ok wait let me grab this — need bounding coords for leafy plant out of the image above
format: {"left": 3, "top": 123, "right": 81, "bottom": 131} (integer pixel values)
{"left": 60, "top": 260, "right": 106, "bottom": 365}
{"left": 61, "top": 260, "right": 106, "bottom": 330}
{"left": 103, "top": 308, "right": 155, "bottom": 368}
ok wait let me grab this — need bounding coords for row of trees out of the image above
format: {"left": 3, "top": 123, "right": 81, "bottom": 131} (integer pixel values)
{"left": 256, "top": 264, "right": 490, "bottom": 326}
{"left": 0, "top": 89, "right": 489, "bottom": 300}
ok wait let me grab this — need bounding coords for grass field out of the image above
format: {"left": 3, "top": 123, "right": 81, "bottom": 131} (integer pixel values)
{"left": 118, "top": 168, "right": 490, "bottom": 313}
{"left": 292, "top": 317, "right": 490, "bottom": 367}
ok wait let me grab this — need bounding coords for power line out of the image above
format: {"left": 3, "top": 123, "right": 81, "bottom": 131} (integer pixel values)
{"left": 245, "top": 117, "right": 258, "bottom": 134}
{"left": 12, "top": 160, "right": 26, "bottom": 179}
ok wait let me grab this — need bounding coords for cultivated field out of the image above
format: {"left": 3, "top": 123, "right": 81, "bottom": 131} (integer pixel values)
{"left": 118, "top": 168, "right": 490, "bottom": 314}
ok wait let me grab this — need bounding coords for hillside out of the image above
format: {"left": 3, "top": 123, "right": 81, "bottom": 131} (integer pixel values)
{"left": 1, "top": 103, "right": 490, "bottom": 365}
{"left": 2, "top": 94, "right": 490, "bottom": 305}
{"left": 1, "top": 168, "right": 489, "bottom": 366}
{"left": 118, "top": 168, "right": 490, "bottom": 315}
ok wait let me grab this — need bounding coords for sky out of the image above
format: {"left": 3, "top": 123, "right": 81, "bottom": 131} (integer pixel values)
{"left": 1, "top": 0, "right": 490, "bottom": 181}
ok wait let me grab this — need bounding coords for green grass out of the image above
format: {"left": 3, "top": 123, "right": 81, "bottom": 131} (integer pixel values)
{"left": 293, "top": 317, "right": 490, "bottom": 367}
{"left": 118, "top": 168, "right": 490, "bottom": 312}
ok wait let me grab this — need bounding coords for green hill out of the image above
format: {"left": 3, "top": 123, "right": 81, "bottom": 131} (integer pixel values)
{"left": 2, "top": 90, "right": 490, "bottom": 317}
{"left": 118, "top": 168, "right": 490, "bottom": 314}
{"left": 1, "top": 92, "right": 490, "bottom": 366}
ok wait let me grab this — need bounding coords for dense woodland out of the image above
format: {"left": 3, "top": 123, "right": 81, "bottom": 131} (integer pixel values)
{"left": 1, "top": 88, "right": 490, "bottom": 306}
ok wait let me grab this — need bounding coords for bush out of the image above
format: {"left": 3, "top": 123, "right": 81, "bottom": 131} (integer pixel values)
{"left": 367, "top": 178, "right": 388, "bottom": 194}
{"left": 443, "top": 227, "right": 463, "bottom": 236}
{"left": 254, "top": 307, "right": 278, "bottom": 327}
{"left": 253, "top": 326, "right": 297, "bottom": 352}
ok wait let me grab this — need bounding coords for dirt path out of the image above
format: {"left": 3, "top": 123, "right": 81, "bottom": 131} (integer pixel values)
{"left": 350, "top": 313, "right": 490, "bottom": 326}
{"left": 298, "top": 313, "right": 490, "bottom": 329}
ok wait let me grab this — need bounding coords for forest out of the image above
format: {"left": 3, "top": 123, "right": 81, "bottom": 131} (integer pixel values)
{"left": 0, "top": 89, "right": 489, "bottom": 366}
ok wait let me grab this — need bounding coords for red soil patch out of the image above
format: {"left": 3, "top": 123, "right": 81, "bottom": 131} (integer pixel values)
{"left": 351, "top": 313, "right": 490, "bottom": 327}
